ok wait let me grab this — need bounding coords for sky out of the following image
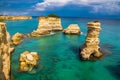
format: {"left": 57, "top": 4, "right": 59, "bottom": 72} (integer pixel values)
{"left": 0, "top": 0, "right": 120, "bottom": 18}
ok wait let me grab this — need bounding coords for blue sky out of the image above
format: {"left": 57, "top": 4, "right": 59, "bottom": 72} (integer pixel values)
{"left": 0, "top": 0, "right": 120, "bottom": 18}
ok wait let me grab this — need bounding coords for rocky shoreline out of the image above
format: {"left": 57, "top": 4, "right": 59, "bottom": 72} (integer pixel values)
{"left": 0, "top": 16, "right": 32, "bottom": 20}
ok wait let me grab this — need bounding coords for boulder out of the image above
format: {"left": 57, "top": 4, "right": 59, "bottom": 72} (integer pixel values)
{"left": 11, "top": 32, "right": 24, "bottom": 45}
{"left": 19, "top": 51, "right": 39, "bottom": 72}
{"left": 80, "top": 21, "right": 102, "bottom": 60}
{"left": 63, "top": 24, "right": 80, "bottom": 34}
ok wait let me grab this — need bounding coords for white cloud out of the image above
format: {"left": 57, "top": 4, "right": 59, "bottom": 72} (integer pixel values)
{"left": 33, "top": 0, "right": 73, "bottom": 11}
{"left": 91, "top": 1, "right": 120, "bottom": 14}
{"left": 33, "top": 0, "right": 120, "bottom": 14}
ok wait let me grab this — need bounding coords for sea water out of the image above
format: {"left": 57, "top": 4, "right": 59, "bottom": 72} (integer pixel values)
{"left": 5, "top": 17, "right": 120, "bottom": 80}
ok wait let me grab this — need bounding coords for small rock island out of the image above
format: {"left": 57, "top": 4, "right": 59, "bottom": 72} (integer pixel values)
{"left": 80, "top": 21, "right": 102, "bottom": 60}
{"left": 0, "top": 22, "right": 11, "bottom": 80}
{"left": 30, "top": 14, "right": 63, "bottom": 37}
{"left": 19, "top": 51, "right": 39, "bottom": 72}
{"left": 63, "top": 24, "right": 80, "bottom": 34}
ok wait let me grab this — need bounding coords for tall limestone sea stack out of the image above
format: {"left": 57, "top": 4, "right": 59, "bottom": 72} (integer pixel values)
{"left": 30, "top": 15, "right": 63, "bottom": 37}
{"left": 80, "top": 21, "right": 102, "bottom": 60}
{"left": 0, "top": 22, "right": 11, "bottom": 80}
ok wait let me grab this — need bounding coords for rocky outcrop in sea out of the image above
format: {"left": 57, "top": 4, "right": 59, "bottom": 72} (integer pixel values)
{"left": 30, "top": 16, "right": 63, "bottom": 37}
{"left": 11, "top": 32, "right": 24, "bottom": 46}
{"left": 19, "top": 51, "right": 39, "bottom": 72}
{"left": 63, "top": 24, "right": 80, "bottom": 34}
{"left": 80, "top": 21, "right": 102, "bottom": 60}
{"left": 0, "top": 22, "right": 11, "bottom": 80}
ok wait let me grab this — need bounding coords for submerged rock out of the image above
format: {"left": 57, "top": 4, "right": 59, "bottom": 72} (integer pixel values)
{"left": 63, "top": 24, "right": 80, "bottom": 34}
{"left": 19, "top": 51, "right": 39, "bottom": 72}
{"left": 30, "top": 16, "right": 63, "bottom": 37}
{"left": 11, "top": 32, "right": 24, "bottom": 45}
{"left": 80, "top": 21, "right": 102, "bottom": 60}
{"left": 0, "top": 22, "right": 11, "bottom": 80}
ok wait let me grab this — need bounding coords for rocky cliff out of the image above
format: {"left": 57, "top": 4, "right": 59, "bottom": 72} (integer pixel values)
{"left": 80, "top": 21, "right": 102, "bottom": 60}
{"left": 63, "top": 24, "right": 80, "bottom": 34}
{"left": 30, "top": 16, "right": 63, "bottom": 37}
{"left": 38, "top": 16, "right": 63, "bottom": 31}
{"left": 0, "top": 16, "right": 32, "bottom": 20}
{"left": 0, "top": 22, "right": 11, "bottom": 80}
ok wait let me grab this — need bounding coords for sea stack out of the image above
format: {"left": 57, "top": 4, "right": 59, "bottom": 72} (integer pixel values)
{"left": 80, "top": 21, "right": 102, "bottom": 60}
{"left": 63, "top": 24, "right": 80, "bottom": 34}
{"left": 38, "top": 16, "right": 63, "bottom": 31}
{"left": 30, "top": 15, "right": 63, "bottom": 37}
{"left": 0, "top": 22, "right": 11, "bottom": 80}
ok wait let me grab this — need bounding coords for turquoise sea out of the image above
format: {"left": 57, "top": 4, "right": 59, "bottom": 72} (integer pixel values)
{"left": 5, "top": 17, "right": 120, "bottom": 80}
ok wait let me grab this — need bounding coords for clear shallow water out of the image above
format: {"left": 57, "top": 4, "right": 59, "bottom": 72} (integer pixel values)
{"left": 6, "top": 17, "right": 120, "bottom": 80}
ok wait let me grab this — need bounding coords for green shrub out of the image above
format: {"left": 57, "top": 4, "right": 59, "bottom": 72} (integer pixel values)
{"left": 48, "top": 14, "right": 60, "bottom": 18}
{"left": 0, "top": 19, "right": 4, "bottom": 22}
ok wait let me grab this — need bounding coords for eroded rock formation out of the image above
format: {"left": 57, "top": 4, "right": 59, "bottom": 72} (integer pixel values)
{"left": 63, "top": 24, "right": 80, "bottom": 34}
{"left": 38, "top": 16, "right": 63, "bottom": 31}
{"left": 11, "top": 32, "right": 24, "bottom": 46}
{"left": 0, "top": 16, "right": 32, "bottom": 20}
{"left": 80, "top": 21, "right": 102, "bottom": 60}
{"left": 0, "top": 22, "right": 11, "bottom": 80}
{"left": 19, "top": 51, "right": 39, "bottom": 72}
{"left": 30, "top": 16, "right": 63, "bottom": 37}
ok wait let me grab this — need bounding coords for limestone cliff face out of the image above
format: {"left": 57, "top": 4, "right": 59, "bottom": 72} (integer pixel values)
{"left": 0, "top": 16, "right": 32, "bottom": 20}
{"left": 63, "top": 24, "right": 80, "bottom": 34}
{"left": 38, "top": 16, "right": 63, "bottom": 31}
{"left": 80, "top": 21, "right": 102, "bottom": 60}
{"left": 0, "top": 22, "right": 11, "bottom": 80}
{"left": 30, "top": 16, "right": 63, "bottom": 37}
